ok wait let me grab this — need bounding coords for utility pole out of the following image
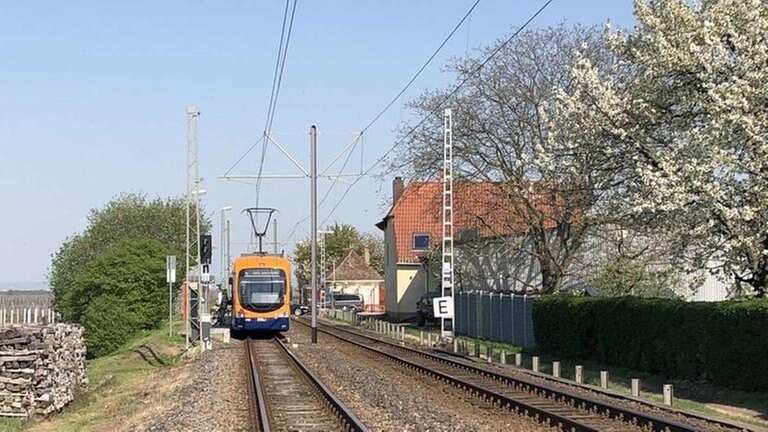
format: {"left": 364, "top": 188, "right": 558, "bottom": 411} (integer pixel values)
{"left": 441, "top": 108, "right": 455, "bottom": 340}
{"left": 318, "top": 229, "right": 333, "bottom": 307}
{"left": 184, "top": 105, "right": 202, "bottom": 350}
{"left": 225, "top": 219, "right": 231, "bottom": 289}
{"left": 310, "top": 125, "right": 318, "bottom": 343}
{"left": 273, "top": 218, "right": 279, "bottom": 255}
{"left": 220, "top": 206, "right": 232, "bottom": 286}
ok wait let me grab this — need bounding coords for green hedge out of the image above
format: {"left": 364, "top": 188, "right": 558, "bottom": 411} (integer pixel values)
{"left": 533, "top": 296, "right": 768, "bottom": 391}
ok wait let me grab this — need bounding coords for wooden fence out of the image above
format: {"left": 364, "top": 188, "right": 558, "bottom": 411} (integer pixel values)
{"left": 0, "top": 292, "right": 55, "bottom": 326}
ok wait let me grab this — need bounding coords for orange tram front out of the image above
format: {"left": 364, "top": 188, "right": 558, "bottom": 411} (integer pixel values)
{"left": 230, "top": 254, "right": 291, "bottom": 332}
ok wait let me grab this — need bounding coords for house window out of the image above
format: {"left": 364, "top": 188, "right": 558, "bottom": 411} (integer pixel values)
{"left": 413, "top": 233, "right": 431, "bottom": 250}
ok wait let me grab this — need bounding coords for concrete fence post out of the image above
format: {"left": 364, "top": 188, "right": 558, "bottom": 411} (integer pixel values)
{"left": 515, "top": 353, "right": 522, "bottom": 367}
{"left": 419, "top": 331, "right": 424, "bottom": 346}
{"left": 663, "top": 384, "right": 674, "bottom": 406}
{"left": 474, "top": 343, "right": 480, "bottom": 357}
{"left": 427, "top": 332, "right": 432, "bottom": 346}
{"left": 500, "top": 350, "right": 507, "bottom": 365}
{"left": 631, "top": 379, "right": 641, "bottom": 397}
{"left": 552, "top": 361, "right": 561, "bottom": 378}
{"left": 486, "top": 346, "right": 493, "bottom": 363}
{"left": 532, "top": 356, "right": 539, "bottom": 372}
{"left": 575, "top": 365, "right": 584, "bottom": 384}
{"left": 34, "top": 308, "right": 39, "bottom": 324}
{"left": 400, "top": 326, "right": 405, "bottom": 341}
{"left": 600, "top": 371, "right": 609, "bottom": 389}
{"left": 453, "top": 338, "right": 458, "bottom": 353}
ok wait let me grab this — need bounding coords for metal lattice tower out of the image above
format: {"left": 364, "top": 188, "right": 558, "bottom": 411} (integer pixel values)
{"left": 441, "top": 108, "right": 455, "bottom": 339}
{"left": 185, "top": 105, "right": 203, "bottom": 349}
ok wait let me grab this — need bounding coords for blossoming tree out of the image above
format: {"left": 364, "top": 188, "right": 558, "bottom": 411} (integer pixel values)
{"left": 553, "top": 0, "right": 768, "bottom": 296}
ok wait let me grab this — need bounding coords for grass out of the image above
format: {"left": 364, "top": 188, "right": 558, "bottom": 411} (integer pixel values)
{"left": 0, "top": 321, "right": 187, "bottom": 432}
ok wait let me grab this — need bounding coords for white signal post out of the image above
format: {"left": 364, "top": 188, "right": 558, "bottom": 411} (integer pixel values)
{"left": 166, "top": 255, "right": 176, "bottom": 337}
{"left": 441, "top": 108, "right": 455, "bottom": 340}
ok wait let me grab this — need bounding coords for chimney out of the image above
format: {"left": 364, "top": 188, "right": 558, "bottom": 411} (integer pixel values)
{"left": 364, "top": 247, "right": 371, "bottom": 265}
{"left": 393, "top": 177, "right": 404, "bottom": 205}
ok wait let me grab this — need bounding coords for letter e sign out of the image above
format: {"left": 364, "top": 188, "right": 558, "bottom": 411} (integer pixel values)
{"left": 433, "top": 296, "right": 454, "bottom": 319}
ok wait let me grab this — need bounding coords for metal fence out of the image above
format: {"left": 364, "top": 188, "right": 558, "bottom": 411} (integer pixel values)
{"left": 455, "top": 291, "right": 535, "bottom": 348}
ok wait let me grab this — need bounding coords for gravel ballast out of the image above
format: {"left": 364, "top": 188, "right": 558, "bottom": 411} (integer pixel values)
{"left": 136, "top": 340, "right": 253, "bottom": 432}
{"left": 288, "top": 323, "right": 557, "bottom": 432}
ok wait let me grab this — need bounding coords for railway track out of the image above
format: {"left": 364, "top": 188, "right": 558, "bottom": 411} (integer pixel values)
{"left": 296, "top": 318, "right": 750, "bottom": 432}
{"left": 245, "top": 336, "right": 368, "bottom": 432}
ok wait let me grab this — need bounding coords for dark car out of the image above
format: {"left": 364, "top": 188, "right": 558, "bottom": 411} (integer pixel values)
{"left": 416, "top": 291, "right": 443, "bottom": 326}
{"left": 291, "top": 303, "right": 310, "bottom": 316}
{"left": 320, "top": 293, "right": 365, "bottom": 312}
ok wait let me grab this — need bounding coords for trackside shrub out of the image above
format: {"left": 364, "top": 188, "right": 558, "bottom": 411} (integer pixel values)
{"left": 533, "top": 296, "right": 768, "bottom": 391}
{"left": 82, "top": 295, "right": 142, "bottom": 357}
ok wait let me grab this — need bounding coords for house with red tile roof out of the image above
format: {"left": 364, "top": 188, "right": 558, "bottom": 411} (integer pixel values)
{"left": 377, "top": 177, "right": 733, "bottom": 318}
{"left": 327, "top": 249, "right": 385, "bottom": 313}
{"left": 376, "top": 177, "right": 554, "bottom": 320}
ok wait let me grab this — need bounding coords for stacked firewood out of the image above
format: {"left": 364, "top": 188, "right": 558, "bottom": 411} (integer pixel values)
{"left": 0, "top": 324, "right": 87, "bottom": 417}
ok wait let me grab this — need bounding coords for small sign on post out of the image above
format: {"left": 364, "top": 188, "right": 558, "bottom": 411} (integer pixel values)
{"left": 433, "top": 296, "right": 454, "bottom": 319}
{"left": 166, "top": 256, "right": 176, "bottom": 337}
{"left": 166, "top": 256, "right": 177, "bottom": 283}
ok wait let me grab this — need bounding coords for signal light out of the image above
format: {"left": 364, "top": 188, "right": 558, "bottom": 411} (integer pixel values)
{"left": 200, "top": 234, "right": 212, "bottom": 264}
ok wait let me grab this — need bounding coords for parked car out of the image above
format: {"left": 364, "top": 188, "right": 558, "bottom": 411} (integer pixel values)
{"left": 320, "top": 292, "right": 364, "bottom": 312}
{"left": 416, "top": 291, "right": 442, "bottom": 326}
{"left": 291, "top": 303, "right": 310, "bottom": 316}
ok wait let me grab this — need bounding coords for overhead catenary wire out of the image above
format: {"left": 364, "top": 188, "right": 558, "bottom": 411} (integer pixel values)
{"left": 310, "top": 0, "right": 482, "bottom": 232}
{"left": 321, "top": 0, "right": 556, "bottom": 226}
{"left": 256, "top": 0, "right": 299, "bottom": 209}
{"left": 359, "top": 0, "right": 482, "bottom": 136}
{"left": 222, "top": 0, "right": 298, "bottom": 181}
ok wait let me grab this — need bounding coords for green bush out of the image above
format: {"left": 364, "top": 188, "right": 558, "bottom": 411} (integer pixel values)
{"left": 533, "top": 296, "right": 768, "bottom": 391}
{"left": 82, "top": 295, "right": 142, "bottom": 357}
{"left": 75, "top": 237, "right": 171, "bottom": 357}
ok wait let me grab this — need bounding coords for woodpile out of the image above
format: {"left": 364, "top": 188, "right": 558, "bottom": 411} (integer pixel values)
{"left": 0, "top": 324, "right": 87, "bottom": 418}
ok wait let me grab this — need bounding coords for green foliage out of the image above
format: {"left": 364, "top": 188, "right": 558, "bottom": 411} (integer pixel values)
{"left": 77, "top": 238, "right": 170, "bottom": 357}
{"left": 77, "top": 238, "right": 170, "bottom": 327}
{"left": 293, "top": 223, "right": 384, "bottom": 287}
{"left": 49, "top": 193, "right": 207, "bottom": 322}
{"left": 590, "top": 255, "right": 681, "bottom": 298}
{"left": 533, "top": 296, "right": 768, "bottom": 391}
{"left": 82, "top": 294, "right": 142, "bottom": 357}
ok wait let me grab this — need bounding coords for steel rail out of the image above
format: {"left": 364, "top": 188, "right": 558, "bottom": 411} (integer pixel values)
{"left": 246, "top": 338, "right": 271, "bottom": 432}
{"left": 246, "top": 337, "right": 368, "bottom": 432}
{"left": 298, "top": 319, "right": 718, "bottom": 432}
{"left": 430, "top": 348, "right": 754, "bottom": 432}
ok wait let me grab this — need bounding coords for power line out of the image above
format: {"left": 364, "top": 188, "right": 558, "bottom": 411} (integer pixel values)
{"left": 312, "top": 0, "right": 481, "bottom": 230}
{"left": 322, "top": 0, "right": 556, "bottom": 226}
{"left": 256, "top": 0, "right": 299, "bottom": 207}
{"left": 222, "top": 0, "right": 298, "bottom": 180}
{"left": 359, "top": 0, "right": 481, "bottom": 135}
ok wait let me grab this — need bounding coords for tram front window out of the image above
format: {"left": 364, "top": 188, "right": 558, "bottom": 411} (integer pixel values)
{"left": 238, "top": 268, "right": 286, "bottom": 312}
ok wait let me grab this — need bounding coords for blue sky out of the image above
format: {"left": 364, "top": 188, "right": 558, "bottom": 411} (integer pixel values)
{"left": 0, "top": 1, "right": 635, "bottom": 285}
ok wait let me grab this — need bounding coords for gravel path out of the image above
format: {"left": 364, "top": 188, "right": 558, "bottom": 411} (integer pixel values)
{"left": 133, "top": 340, "right": 253, "bottom": 432}
{"left": 287, "top": 324, "right": 556, "bottom": 432}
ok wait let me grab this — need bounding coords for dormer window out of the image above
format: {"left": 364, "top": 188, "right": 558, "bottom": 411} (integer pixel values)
{"left": 413, "top": 233, "right": 431, "bottom": 251}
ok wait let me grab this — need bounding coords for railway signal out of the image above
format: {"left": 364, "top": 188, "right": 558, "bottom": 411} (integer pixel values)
{"left": 200, "top": 234, "right": 212, "bottom": 264}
